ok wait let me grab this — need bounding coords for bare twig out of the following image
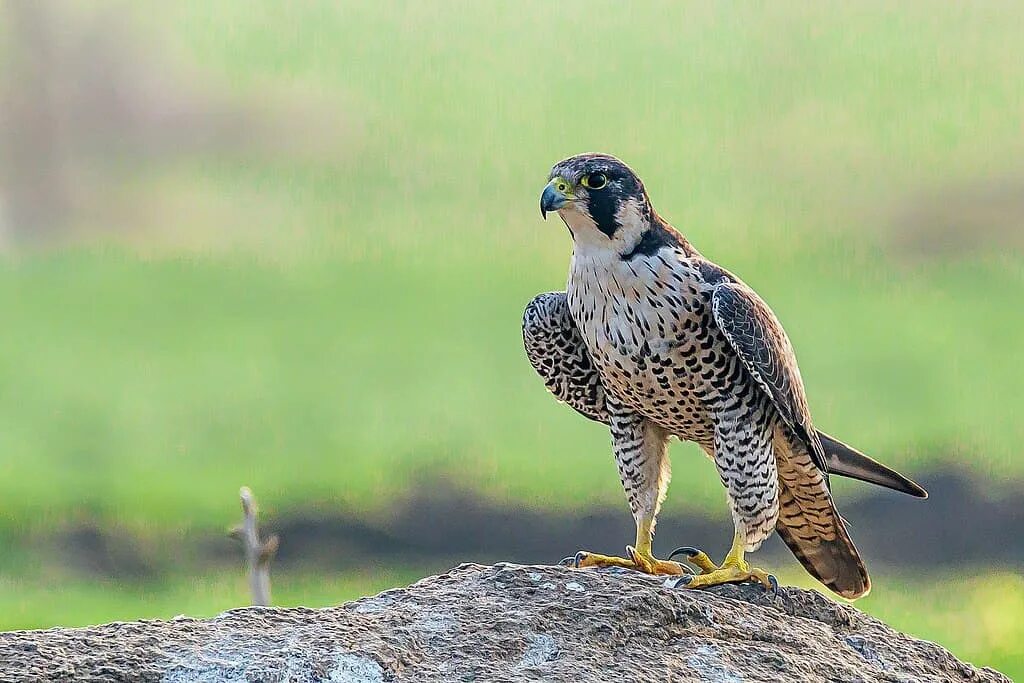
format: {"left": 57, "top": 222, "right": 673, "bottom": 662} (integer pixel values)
{"left": 229, "top": 486, "right": 278, "bottom": 607}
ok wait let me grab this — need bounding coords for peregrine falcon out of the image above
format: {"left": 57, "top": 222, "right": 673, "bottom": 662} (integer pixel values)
{"left": 524, "top": 153, "right": 926, "bottom": 598}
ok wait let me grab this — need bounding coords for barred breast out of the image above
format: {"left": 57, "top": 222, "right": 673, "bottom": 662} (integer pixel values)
{"left": 567, "top": 247, "right": 761, "bottom": 450}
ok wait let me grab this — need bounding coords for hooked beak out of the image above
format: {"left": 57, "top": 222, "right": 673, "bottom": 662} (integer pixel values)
{"left": 540, "top": 177, "right": 573, "bottom": 219}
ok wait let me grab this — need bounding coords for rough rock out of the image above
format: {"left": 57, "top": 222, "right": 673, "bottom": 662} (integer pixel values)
{"left": 0, "top": 563, "right": 1009, "bottom": 682}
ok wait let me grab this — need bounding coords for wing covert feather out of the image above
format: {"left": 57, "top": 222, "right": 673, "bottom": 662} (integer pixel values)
{"left": 711, "top": 281, "right": 828, "bottom": 474}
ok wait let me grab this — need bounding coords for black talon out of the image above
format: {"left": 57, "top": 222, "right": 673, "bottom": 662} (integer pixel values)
{"left": 668, "top": 546, "right": 701, "bottom": 560}
{"left": 558, "top": 556, "right": 575, "bottom": 567}
{"left": 573, "top": 551, "right": 588, "bottom": 568}
{"left": 670, "top": 574, "right": 694, "bottom": 588}
{"left": 767, "top": 574, "right": 779, "bottom": 593}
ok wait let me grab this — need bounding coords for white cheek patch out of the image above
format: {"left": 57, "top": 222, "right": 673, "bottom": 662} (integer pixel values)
{"left": 615, "top": 197, "right": 646, "bottom": 229}
{"left": 564, "top": 194, "right": 653, "bottom": 256}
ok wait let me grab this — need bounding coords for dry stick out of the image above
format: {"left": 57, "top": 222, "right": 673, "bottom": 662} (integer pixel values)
{"left": 229, "top": 486, "right": 279, "bottom": 607}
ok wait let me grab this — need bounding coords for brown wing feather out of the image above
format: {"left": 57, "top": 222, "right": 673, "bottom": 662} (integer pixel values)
{"left": 710, "top": 276, "right": 869, "bottom": 598}
{"left": 711, "top": 280, "right": 828, "bottom": 475}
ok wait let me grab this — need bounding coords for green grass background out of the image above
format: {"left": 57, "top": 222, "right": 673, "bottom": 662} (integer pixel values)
{"left": 0, "top": 1, "right": 1022, "bottom": 677}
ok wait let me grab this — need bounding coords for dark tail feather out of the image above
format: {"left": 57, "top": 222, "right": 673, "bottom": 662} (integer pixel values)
{"left": 818, "top": 430, "right": 928, "bottom": 499}
{"left": 775, "top": 428, "right": 871, "bottom": 599}
{"left": 775, "top": 491, "right": 871, "bottom": 600}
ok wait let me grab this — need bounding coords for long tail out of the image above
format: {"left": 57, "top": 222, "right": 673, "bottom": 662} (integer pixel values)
{"left": 776, "top": 427, "right": 870, "bottom": 599}
{"left": 818, "top": 430, "right": 928, "bottom": 498}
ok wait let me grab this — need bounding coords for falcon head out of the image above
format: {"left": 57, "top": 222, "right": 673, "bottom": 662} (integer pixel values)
{"left": 540, "top": 153, "right": 655, "bottom": 244}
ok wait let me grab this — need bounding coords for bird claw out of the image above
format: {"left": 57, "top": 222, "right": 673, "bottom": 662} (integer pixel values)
{"left": 557, "top": 551, "right": 588, "bottom": 568}
{"left": 668, "top": 545, "right": 719, "bottom": 574}
{"left": 667, "top": 574, "right": 693, "bottom": 589}
{"left": 668, "top": 546, "right": 701, "bottom": 560}
{"left": 668, "top": 568, "right": 778, "bottom": 592}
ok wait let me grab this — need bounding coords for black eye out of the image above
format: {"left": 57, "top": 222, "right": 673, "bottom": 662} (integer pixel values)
{"left": 582, "top": 173, "right": 607, "bottom": 190}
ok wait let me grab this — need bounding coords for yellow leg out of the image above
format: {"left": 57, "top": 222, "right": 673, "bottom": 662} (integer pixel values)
{"left": 559, "top": 518, "right": 685, "bottom": 576}
{"left": 668, "top": 532, "right": 777, "bottom": 591}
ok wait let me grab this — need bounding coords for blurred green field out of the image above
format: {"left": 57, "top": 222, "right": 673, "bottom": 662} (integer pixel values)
{"left": 0, "top": 0, "right": 1022, "bottom": 676}
{"left": 1, "top": 0, "right": 1022, "bottom": 528}
{"left": 1, "top": 250, "right": 1021, "bottom": 528}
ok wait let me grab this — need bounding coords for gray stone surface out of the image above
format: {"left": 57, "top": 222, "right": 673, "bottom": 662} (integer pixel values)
{"left": 0, "top": 563, "right": 1009, "bottom": 682}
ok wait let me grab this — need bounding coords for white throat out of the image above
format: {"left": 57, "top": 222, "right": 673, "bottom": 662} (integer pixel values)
{"left": 560, "top": 196, "right": 652, "bottom": 259}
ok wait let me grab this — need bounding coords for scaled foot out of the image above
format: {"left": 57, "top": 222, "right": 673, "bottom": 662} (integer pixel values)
{"left": 667, "top": 545, "right": 778, "bottom": 591}
{"left": 559, "top": 545, "right": 687, "bottom": 576}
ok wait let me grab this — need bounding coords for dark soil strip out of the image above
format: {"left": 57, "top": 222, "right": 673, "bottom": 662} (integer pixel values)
{"left": 50, "top": 468, "right": 1023, "bottom": 579}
